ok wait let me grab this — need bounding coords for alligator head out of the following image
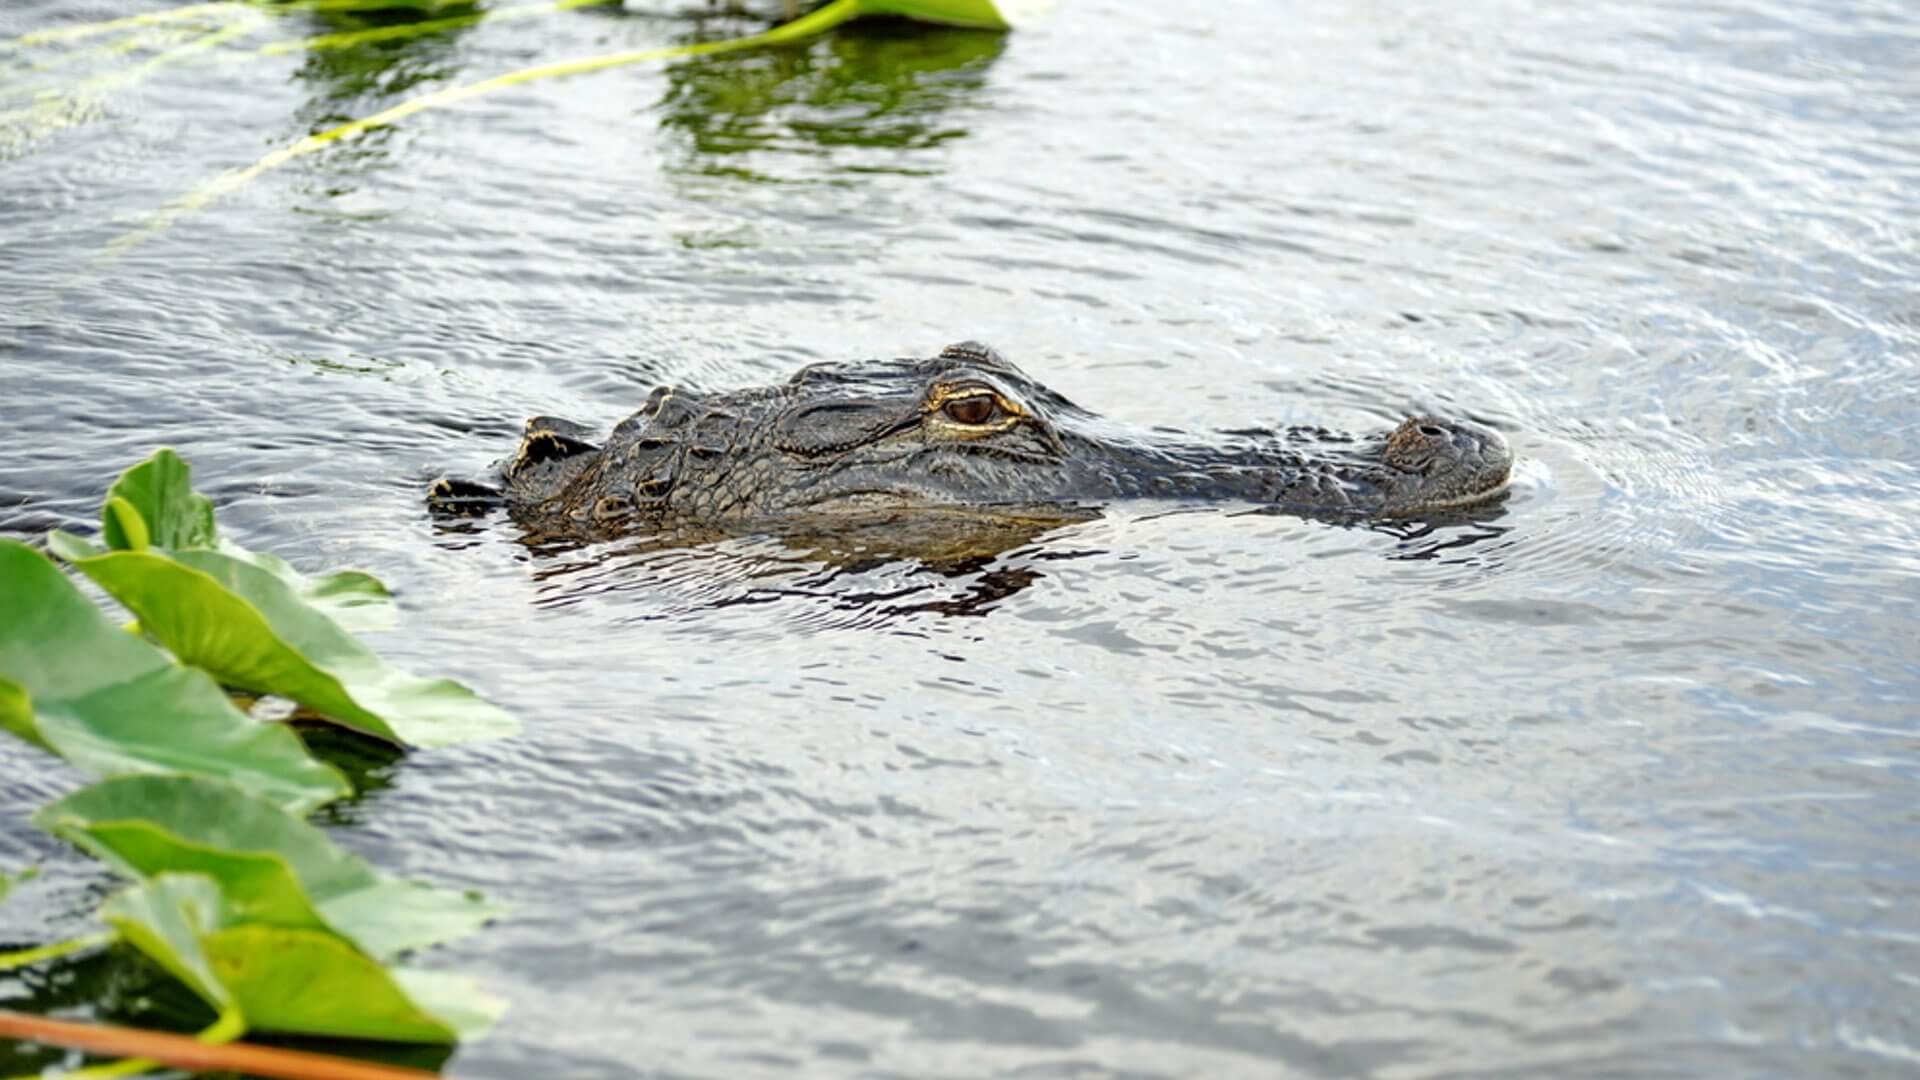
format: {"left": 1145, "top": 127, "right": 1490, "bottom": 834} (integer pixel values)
{"left": 434, "top": 342, "right": 1512, "bottom": 538}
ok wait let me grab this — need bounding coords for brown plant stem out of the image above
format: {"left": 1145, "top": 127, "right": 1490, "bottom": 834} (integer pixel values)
{"left": 0, "top": 1009, "right": 443, "bottom": 1080}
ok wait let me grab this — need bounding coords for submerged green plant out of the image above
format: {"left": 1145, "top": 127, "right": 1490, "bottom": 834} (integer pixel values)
{"left": 2, "top": 0, "right": 610, "bottom": 153}
{"left": 0, "top": 13, "right": 264, "bottom": 153}
{"left": 109, "top": 0, "right": 1042, "bottom": 251}
{"left": 0, "top": 449, "right": 514, "bottom": 1055}
{"left": 3, "top": 0, "right": 470, "bottom": 49}
{"left": 2, "top": 3, "right": 240, "bottom": 48}
{"left": 263, "top": 0, "right": 618, "bottom": 58}
{"left": 0, "top": 866, "right": 30, "bottom": 905}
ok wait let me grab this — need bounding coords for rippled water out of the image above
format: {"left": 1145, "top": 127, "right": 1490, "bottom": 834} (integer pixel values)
{"left": 3, "top": 0, "right": 1917, "bottom": 1075}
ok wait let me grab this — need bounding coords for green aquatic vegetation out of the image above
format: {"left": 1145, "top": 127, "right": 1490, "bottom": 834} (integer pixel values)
{"left": 0, "top": 16, "right": 263, "bottom": 154}
{"left": 0, "top": 540, "right": 350, "bottom": 813}
{"left": 41, "top": 774, "right": 501, "bottom": 960}
{"left": 48, "top": 449, "right": 515, "bottom": 749}
{"left": 10, "top": 0, "right": 1039, "bottom": 241}
{"left": 0, "top": 931, "right": 117, "bottom": 976}
{"left": 109, "top": 0, "right": 1037, "bottom": 250}
{"left": 0, "top": 22, "right": 198, "bottom": 93}
{"left": 1, "top": 0, "right": 593, "bottom": 154}
{"left": 0, "top": 866, "right": 29, "bottom": 904}
{"left": 2, "top": 3, "right": 240, "bottom": 49}
{"left": 261, "top": 0, "right": 616, "bottom": 58}
{"left": 52, "top": 533, "right": 515, "bottom": 749}
{"left": 860, "top": 0, "right": 1019, "bottom": 29}
{"left": 0, "top": 449, "right": 514, "bottom": 1054}
{"left": 101, "top": 445, "right": 394, "bottom": 635}
{"left": 103, "top": 873, "right": 496, "bottom": 1042}
{"left": 3, "top": 0, "right": 469, "bottom": 49}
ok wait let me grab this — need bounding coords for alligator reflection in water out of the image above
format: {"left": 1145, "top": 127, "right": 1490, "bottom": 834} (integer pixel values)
{"left": 442, "top": 504, "right": 1519, "bottom": 631}
{"left": 511, "top": 532, "right": 1070, "bottom": 626}
{"left": 656, "top": 17, "right": 1007, "bottom": 178}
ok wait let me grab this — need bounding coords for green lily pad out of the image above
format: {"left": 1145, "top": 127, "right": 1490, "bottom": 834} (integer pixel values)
{"left": 103, "top": 874, "right": 499, "bottom": 1043}
{"left": 0, "top": 540, "right": 349, "bottom": 814}
{"left": 101, "top": 449, "right": 395, "bottom": 634}
{"left": 48, "top": 533, "right": 516, "bottom": 749}
{"left": 102, "top": 872, "right": 238, "bottom": 1015}
{"left": 855, "top": 0, "right": 1015, "bottom": 29}
{"left": 37, "top": 774, "right": 501, "bottom": 960}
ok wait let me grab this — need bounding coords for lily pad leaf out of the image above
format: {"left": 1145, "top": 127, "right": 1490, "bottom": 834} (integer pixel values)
{"left": 206, "top": 925, "right": 497, "bottom": 1042}
{"left": 49, "top": 534, "right": 516, "bottom": 750}
{"left": 233, "top": 547, "right": 394, "bottom": 634}
{"left": 100, "top": 873, "right": 238, "bottom": 1015}
{"left": 855, "top": 0, "right": 1015, "bottom": 29}
{"left": 0, "top": 540, "right": 349, "bottom": 814}
{"left": 37, "top": 774, "right": 502, "bottom": 961}
{"left": 103, "top": 874, "right": 499, "bottom": 1043}
{"left": 102, "top": 449, "right": 395, "bottom": 633}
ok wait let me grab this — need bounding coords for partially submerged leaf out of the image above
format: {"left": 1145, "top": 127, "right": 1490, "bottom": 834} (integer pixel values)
{"left": 49, "top": 534, "right": 516, "bottom": 749}
{"left": 100, "top": 873, "right": 238, "bottom": 1015}
{"left": 102, "top": 450, "right": 214, "bottom": 552}
{"left": 103, "top": 495, "right": 153, "bottom": 552}
{"left": 203, "top": 926, "right": 489, "bottom": 1042}
{"left": 37, "top": 774, "right": 501, "bottom": 960}
{"left": 853, "top": 0, "right": 1049, "bottom": 29}
{"left": 232, "top": 546, "right": 395, "bottom": 634}
{"left": 102, "top": 448, "right": 395, "bottom": 633}
{"left": 103, "top": 874, "right": 499, "bottom": 1043}
{"left": 0, "top": 540, "right": 349, "bottom": 814}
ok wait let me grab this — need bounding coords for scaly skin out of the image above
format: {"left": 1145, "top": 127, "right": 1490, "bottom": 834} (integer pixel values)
{"left": 438, "top": 342, "right": 1513, "bottom": 538}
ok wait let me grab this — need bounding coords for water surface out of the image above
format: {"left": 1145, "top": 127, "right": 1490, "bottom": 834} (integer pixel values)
{"left": 3, "top": 0, "right": 1917, "bottom": 1075}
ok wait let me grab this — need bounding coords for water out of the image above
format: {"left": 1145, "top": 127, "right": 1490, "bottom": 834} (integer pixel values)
{"left": 2, "top": 0, "right": 1916, "bottom": 1075}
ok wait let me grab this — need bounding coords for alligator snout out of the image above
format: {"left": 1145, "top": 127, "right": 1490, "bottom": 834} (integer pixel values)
{"left": 1382, "top": 416, "right": 1513, "bottom": 511}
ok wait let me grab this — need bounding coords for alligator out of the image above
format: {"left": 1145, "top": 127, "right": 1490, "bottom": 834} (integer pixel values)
{"left": 431, "top": 342, "right": 1513, "bottom": 541}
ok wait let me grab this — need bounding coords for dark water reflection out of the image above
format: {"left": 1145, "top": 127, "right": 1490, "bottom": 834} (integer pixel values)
{"left": 658, "top": 18, "right": 1005, "bottom": 179}
{"left": 4, "top": 0, "right": 1919, "bottom": 1076}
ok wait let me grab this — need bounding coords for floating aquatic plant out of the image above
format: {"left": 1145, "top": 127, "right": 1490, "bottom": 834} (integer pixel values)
{"left": 108, "top": 0, "right": 1048, "bottom": 249}
{"left": 0, "top": 540, "right": 351, "bottom": 813}
{"left": 8, "top": 0, "right": 1049, "bottom": 237}
{"left": 47, "top": 449, "right": 516, "bottom": 749}
{"left": 42, "top": 774, "right": 503, "bottom": 962}
{"left": 93, "top": 447, "right": 395, "bottom": 633}
{"left": 0, "top": 449, "right": 515, "bottom": 1063}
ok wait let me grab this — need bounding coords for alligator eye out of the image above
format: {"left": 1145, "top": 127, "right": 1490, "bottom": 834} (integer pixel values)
{"left": 942, "top": 395, "right": 1000, "bottom": 426}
